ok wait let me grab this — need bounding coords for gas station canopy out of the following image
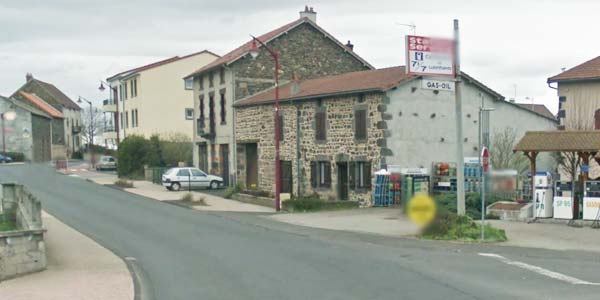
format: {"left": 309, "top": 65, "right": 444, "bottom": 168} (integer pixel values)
{"left": 514, "top": 130, "right": 600, "bottom": 152}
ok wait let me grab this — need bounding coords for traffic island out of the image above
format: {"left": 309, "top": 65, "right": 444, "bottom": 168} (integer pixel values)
{"left": 0, "top": 183, "right": 47, "bottom": 281}
{"left": 420, "top": 212, "right": 507, "bottom": 242}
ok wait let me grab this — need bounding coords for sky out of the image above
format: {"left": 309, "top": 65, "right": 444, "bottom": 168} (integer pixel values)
{"left": 1, "top": 0, "right": 599, "bottom": 113}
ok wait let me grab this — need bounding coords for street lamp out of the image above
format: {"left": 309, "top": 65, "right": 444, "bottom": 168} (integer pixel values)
{"left": 98, "top": 80, "right": 120, "bottom": 145}
{"left": 1, "top": 108, "right": 17, "bottom": 153}
{"left": 78, "top": 96, "right": 96, "bottom": 167}
{"left": 249, "top": 35, "right": 282, "bottom": 212}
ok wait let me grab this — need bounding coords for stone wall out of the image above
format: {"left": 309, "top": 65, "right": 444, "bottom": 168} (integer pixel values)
{"left": 232, "top": 22, "right": 370, "bottom": 100}
{"left": 235, "top": 93, "right": 385, "bottom": 206}
{"left": 0, "top": 98, "right": 33, "bottom": 160}
{"left": 0, "top": 183, "right": 46, "bottom": 281}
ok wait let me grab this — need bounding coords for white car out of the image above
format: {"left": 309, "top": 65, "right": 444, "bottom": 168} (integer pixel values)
{"left": 162, "top": 167, "right": 223, "bottom": 191}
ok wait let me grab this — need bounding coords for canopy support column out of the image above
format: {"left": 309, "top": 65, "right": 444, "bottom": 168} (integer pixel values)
{"left": 524, "top": 151, "right": 538, "bottom": 202}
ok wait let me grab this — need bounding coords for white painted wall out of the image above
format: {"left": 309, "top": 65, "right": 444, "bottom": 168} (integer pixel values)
{"left": 385, "top": 77, "right": 557, "bottom": 173}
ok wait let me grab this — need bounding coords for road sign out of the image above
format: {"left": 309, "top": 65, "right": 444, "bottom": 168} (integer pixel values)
{"left": 481, "top": 147, "right": 489, "bottom": 173}
{"left": 407, "top": 194, "right": 436, "bottom": 226}
{"left": 582, "top": 165, "right": 590, "bottom": 172}
{"left": 421, "top": 79, "right": 455, "bottom": 92}
{"left": 406, "top": 35, "right": 455, "bottom": 76}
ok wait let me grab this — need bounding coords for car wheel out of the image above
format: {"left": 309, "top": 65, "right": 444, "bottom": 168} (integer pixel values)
{"left": 209, "top": 181, "right": 219, "bottom": 190}
{"left": 166, "top": 186, "right": 173, "bottom": 191}
{"left": 171, "top": 182, "right": 181, "bottom": 191}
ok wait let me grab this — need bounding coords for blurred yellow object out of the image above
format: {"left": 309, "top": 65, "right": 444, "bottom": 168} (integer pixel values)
{"left": 407, "top": 194, "right": 436, "bottom": 226}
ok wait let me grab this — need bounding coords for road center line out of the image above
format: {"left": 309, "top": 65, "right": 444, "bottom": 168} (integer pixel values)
{"left": 478, "top": 253, "right": 600, "bottom": 286}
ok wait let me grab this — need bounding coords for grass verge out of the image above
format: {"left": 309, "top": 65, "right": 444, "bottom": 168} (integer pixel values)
{"left": 421, "top": 212, "right": 507, "bottom": 242}
{"left": 283, "top": 196, "right": 359, "bottom": 212}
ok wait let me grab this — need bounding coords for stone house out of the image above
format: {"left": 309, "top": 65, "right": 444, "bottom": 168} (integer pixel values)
{"left": 548, "top": 56, "right": 600, "bottom": 179}
{"left": 11, "top": 74, "right": 82, "bottom": 158}
{"left": 0, "top": 95, "right": 53, "bottom": 161}
{"left": 234, "top": 66, "right": 558, "bottom": 206}
{"left": 184, "top": 7, "right": 373, "bottom": 186}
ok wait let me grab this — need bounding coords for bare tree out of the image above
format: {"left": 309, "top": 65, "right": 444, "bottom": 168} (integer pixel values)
{"left": 491, "top": 127, "right": 528, "bottom": 174}
{"left": 554, "top": 100, "right": 595, "bottom": 180}
{"left": 81, "top": 107, "right": 104, "bottom": 149}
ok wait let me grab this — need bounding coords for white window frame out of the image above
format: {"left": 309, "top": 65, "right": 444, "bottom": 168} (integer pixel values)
{"left": 184, "top": 78, "right": 194, "bottom": 90}
{"left": 185, "top": 108, "right": 194, "bottom": 120}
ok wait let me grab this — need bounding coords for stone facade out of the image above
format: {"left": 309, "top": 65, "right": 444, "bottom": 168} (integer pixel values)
{"left": 235, "top": 93, "right": 385, "bottom": 206}
{"left": 192, "top": 18, "right": 371, "bottom": 186}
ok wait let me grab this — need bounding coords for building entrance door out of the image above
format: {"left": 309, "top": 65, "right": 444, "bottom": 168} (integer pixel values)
{"left": 280, "top": 160, "right": 293, "bottom": 194}
{"left": 338, "top": 162, "right": 349, "bottom": 200}
{"left": 246, "top": 143, "right": 258, "bottom": 189}
{"left": 220, "top": 144, "right": 229, "bottom": 186}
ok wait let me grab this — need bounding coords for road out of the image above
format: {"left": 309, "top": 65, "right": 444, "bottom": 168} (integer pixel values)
{"left": 2, "top": 164, "right": 600, "bottom": 300}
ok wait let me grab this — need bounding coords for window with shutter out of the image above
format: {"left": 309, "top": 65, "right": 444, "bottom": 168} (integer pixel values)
{"left": 315, "top": 110, "right": 326, "bottom": 141}
{"left": 355, "top": 109, "right": 367, "bottom": 140}
{"left": 311, "top": 161, "right": 332, "bottom": 188}
{"left": 323, "top": 162, "right": 332, "bottom": 187}
{"left": 349, "top": 162, "right": 356, "bottom": 190}
{"left": 364, "top": 161, "right": 372, "bottom": 189}
{"left": 310, "top": 161, "right": 317, "bottom": 188}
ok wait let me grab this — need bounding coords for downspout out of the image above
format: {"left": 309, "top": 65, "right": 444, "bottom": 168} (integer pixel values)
{"left": 296, "top": 104, "right": 302, "bottom": 198}
{"left": 230, "top": 66, "right": 237, "bottom": 186}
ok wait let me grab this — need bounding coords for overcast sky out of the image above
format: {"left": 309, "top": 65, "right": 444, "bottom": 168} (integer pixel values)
{"left": 1, "top": 0, "right": 598, "bottom": 113}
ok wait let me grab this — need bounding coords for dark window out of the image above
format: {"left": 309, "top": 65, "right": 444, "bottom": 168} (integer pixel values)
{"left": 199, "top": 95, "right": 205, "bottom": 128}
{"left": 135, "top": 109, "right": 139, "bottom": 127}
{"left": 120, "top": 112, "right": 123, "bottom": 128}
{"left": 315, "top": 110, "right": 326, "bottom": 141}
{"left": 595, "top": 109, "right": 600, "bottom": 130}
{"left": 199, "top": 75, "right": 204, "bottom": 90}
{"left": 209, "top": 95, "right": 215, "bottom": 135}
{"left": 125, "top": 111, "right": 129, "bottom": 128}
{"left": 185, "top": 108, "right": 194, "bottom": 120}
{"left": 209, "top": 72, "right": 214, "bottom": 87}
{"left": 220, "top": 92, "right": 226, "bottom": 124}
{"left": 355, "top": 109, "right": 367, "bottom": 140}
{"left": 124, "top": 82, "right": 128, "bottom": 100}
{"left": 557, "top": 110, "right": 566, "bottom": 118}
{"left": 310, "top": 161, "right": 331, "bottom": 188}
{"left": 349, "top": 161, "right": 372, "bottom": 190}
{"left": 219, "top": 68, "right": 225, "bottom": 84}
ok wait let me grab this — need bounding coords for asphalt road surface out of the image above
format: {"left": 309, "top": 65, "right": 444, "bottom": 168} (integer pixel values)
{"left": 2, "top": 164, "right": 600, "bottom": 300}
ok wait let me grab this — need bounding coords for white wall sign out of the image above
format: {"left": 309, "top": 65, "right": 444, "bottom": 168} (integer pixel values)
{"left": 421, "top": 79, "right": 455, "bottom": 92}
{"left": 406, "top": 35, "right": 455, "bottom": 76}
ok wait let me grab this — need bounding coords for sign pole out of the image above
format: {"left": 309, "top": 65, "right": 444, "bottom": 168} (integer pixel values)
{"left": 481, "top": 147, "right": 489, "bottom": 241}
{"left": 454, "top": 19, "right": 465, "bottom": 215}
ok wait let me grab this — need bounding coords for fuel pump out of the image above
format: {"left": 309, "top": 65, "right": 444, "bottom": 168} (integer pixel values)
{"left": 583, "top": 181, "right": 600, "bottom": 221}
{"left": 534, "top": 172, "right": 553, "bottom": 218}
{"left": 554, "top": 181, "right": 575, "bottom": 219}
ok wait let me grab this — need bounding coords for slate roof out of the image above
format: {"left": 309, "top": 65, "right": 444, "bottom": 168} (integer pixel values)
{"left": 185, "top": 17, "right": 373, "bottom": 79}
{"left": 516, "top": 103, "right": 556, "bottom": 120}
{"left": 514, "top": 130, "right": 600, "bottom": 152}
{"left": 548, "top": 56, "right": 600, "bottom": 83}
{"left": 31, "top": 78, "right": 81, "bottom": 110}
{"left": 107, "top": 50, "right": 220, "bottom": 81}
{"left": 235, "top": 66, "right": 412, "bottom": 106}
{"left": 18, "top": 91, "right": 64, "bottom": 118}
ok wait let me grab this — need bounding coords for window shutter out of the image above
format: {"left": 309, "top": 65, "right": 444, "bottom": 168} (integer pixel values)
{"left": 310, "top": 161, "right": 317, "bottom": 188}
{"left": 355, "top": 110, "right": 367, "bottom": 140}
{"left": 364, "top": 161, "right": 372, "bottom": 189}
{"left": 324, "top": 162, "right": 332, "bottom": 187}
{"left": 349, "top": 162, "right": 356, "bottom": 190}
{"left": 315, "top": 111, "right": 326, "bottom": 141}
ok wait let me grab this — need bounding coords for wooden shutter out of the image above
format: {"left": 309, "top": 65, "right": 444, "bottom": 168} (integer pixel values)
{"left": 349, "top": 162, "right": 356, "bottom": 190}
{"left": 315, "top": 111, "right": 326, "bottom": 141}
{"left": 310, "top": 161, "right": 317, "bottom": 188}
{"left": 324, "top": 162, "right": 332, "bottom": 187}
{"left": 355, "top": 110, "right": 367, "bottom": 140}
{"left": 364, "top": 161, "right": 372, "bottom": 189}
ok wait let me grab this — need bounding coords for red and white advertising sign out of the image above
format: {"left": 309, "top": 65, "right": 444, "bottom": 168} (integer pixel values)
{"left": 481, "top": 147, "right": 490, "bottom": 173}
{"left": 406, "top": 35, "right": 455, "bottom": 76}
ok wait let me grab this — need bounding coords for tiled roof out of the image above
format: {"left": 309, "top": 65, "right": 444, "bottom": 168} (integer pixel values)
{"left": 107, "top": 50, "right": 220, "bottom": 81}
{"left": 516, "top": 103, "right": 556, "bottom": 120}
{"left": 514, "top": 130, "right": 600, "bottom": 152}
{"left": 185, "top": 17, "right": 373, "bottom": 78}
{"left": 235, "top": 66, "right": 413, "bottom": 106}
{"left": 548, "top": 56, "right": 600, "bottom": 83}
{"left": 18, "top": 91, "right": 64, "bottom": 118}
{"left": 33, "top": 79, "right": 81, "bottom": 110}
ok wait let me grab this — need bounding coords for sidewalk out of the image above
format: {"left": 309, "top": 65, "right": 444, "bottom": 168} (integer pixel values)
{"left": 0, "top": 211, "right": 133, "bottom": 300}
{"left": 71, "top": 170, "right": 274, "bottom": 213}
{"left": 270, "top": 207, "right": 420, "bottom": 237}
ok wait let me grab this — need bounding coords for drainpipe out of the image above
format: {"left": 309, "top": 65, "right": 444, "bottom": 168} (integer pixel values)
{"left": 296, "top": 104, "right": 302, "bottom": 197}
{"left": 230, "top": 66, "right": 237, "bottom": 186}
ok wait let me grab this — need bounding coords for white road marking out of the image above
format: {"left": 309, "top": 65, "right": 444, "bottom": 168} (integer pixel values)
{"left": 479, "top": 253, "right": 600, "bottom": 286}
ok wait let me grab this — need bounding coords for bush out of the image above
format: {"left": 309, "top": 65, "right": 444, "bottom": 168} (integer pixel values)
{"left": 145, "top": 135, "right": 164, "bottom": 167}
{"left": 433, "top": 192, "right": 508, "bottom": 220}
{"left": 71, "top": 150, "right": 83, "bottom": 159}
{"left": 283, "top": 196, "right": 324, "bottom": 212}
{"left": 224, "top": 182, "right": 243, "bottom": 199}
{"left": 160, "top": 133, "right": 192, "bottom": 167}
{"left": 114, "top": 179, "right": 134, "bottom": 188}
{"left": 180, "top": 193, "right": 207, "bottom": 206}
{"left": 422, "top": 212, "right": 507, "bottom": 242}
{"left": 1, "top": 152, "right": 25, "bottom": 162}
{"left": 117, "top": 135, "right": 148, "bottom": 177}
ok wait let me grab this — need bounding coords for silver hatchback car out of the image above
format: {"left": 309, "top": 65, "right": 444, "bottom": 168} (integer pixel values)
{"left": 162, "top": 167, "right": 223, "bottom": 191}
{"left": 95, "top": 156, "right": 117, "bottom": 171}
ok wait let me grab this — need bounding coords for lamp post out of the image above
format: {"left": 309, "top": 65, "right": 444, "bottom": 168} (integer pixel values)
{"left": 78, "top": 96, "right": 95, "bottom": 167}
{"left": 98, "top": 81, "right": 120, "bottom": 145}
{"left": 1, "top": 109, "right": 17, "bottom": 153}
{"left": 249, "top": 35, "right": 281, "bottom": 212}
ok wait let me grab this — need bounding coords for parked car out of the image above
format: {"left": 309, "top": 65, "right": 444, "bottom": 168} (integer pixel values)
{"left": 0, "top": 154, "right": 13, "bottom": 163}
{"left": 95, "top": 156, "right": 117, "bottom": 171}
{"left": 162, "top": 167, "right": 223, "bottom": 191}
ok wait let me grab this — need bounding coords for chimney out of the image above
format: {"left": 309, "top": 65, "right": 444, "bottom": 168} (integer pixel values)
{"left": 299, "top": 6, "right": 317, "bottom": 23}
{"left": 345, "top": 40, "right": 354, "bottom": 51}
{"left": 26, "top": 73, "right": 33, "bottom": 82}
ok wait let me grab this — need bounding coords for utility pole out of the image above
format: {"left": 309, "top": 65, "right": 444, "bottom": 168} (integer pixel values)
{"left": 454, "top": 19, "right": 465, "bottom": 215}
